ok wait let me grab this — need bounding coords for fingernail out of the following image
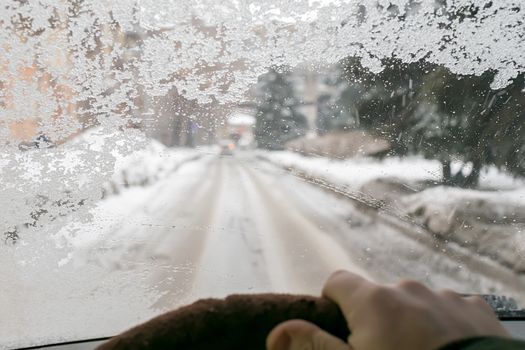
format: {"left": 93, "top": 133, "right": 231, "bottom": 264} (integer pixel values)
{"left": 271, "top": 331, "right": 291, "bottom": 350}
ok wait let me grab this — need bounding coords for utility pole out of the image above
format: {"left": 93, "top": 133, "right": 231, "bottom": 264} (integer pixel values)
{"left": 303, "top": 68, "right": 318, "bottom": 138}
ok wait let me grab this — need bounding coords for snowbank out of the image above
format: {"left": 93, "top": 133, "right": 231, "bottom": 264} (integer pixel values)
{"left": 2, "top": 126, "right": 203, "bottom": 242}
{"left": 69, "top": 126, "right": 204, "bottom": 198}
{"left": 260, "top": 151, "right": 525, "bottom": 272}
{"left": 259, "top": 151, "right": 525, "bottom": 191}
{"left": 259, "top": 151, "right": 443, "bottom": 190}
{"left": 401, "top": 187, "right": 525, "bottom": 272}
{"left": 102, "top": 139, "right": 202, "bottom": 197}
{"left": 1, "top": 129, "right": 209, "bottom": 347}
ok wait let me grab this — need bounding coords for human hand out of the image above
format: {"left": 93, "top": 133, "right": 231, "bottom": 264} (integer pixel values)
{"left": 267, "top": 270, "right": 510, "bottom": 350}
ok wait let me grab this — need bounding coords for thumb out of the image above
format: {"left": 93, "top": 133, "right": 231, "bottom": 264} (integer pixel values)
{"left": 267, "top": 319, "right": 350, "bottom": 350}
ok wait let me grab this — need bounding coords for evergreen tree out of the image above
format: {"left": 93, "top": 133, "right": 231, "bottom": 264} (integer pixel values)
{"left": 254, "top": 69, "right": 307, "bottom": 150}
{"left": 337, "top": 58, "right": 525, "bottom": 187}
{"left": 415, "top": 69, "right": 525, "bottom": 186}
{"left": 315, "top": 66, "right": 355, "bottom": 134}
{"left": 339, "top": 58, "right": 428, "bottom": 155}
{"left": 489, "top": 75, "right": 525, "bottom": 177}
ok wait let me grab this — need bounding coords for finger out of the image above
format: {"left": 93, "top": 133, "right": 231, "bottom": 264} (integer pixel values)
{"left": 322, "top": 270, "right": 376, "bottom": 317}
{"left": 463, "top": 295, "right": 496, "bottom": 314}
{"left": 396, "top": 279, "right": 432, "bottom": 296}
{"left": 438, "top": 288, "right": 462, "bottom": 301}
{"left": 267, "top": 319, "right": 350, "bottom": 350}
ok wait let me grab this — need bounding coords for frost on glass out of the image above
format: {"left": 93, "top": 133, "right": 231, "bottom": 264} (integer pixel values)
{"left": 1, "top": 0, "right": 524, "bottom": 243}
{"left": 0, "top": 0, "right": 524, "bottom": 347}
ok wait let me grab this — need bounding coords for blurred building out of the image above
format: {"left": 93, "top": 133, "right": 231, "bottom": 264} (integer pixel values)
{"left": 219, "top": 110, "right": 256, "bottom": 148}
{"left": 3, "top": 10, "right": 78, "bottom": 147}
{"left": 3, "top": 6, "right": 335, "bottom": 149}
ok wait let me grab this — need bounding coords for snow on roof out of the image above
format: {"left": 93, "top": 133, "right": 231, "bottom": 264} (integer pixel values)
{"left": 227, "top": 113, "right": 256, "bottom": 126}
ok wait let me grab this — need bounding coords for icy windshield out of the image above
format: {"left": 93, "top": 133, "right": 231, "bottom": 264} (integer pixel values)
{"left": 1, "top": 0, "right": 525, "bottom": 348}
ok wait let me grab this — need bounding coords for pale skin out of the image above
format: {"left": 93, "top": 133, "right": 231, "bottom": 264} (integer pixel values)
{"left": 267, "top": 270, "right": 510, "bottom": 350}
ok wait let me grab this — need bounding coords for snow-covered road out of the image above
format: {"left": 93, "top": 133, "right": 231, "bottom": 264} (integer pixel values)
{"left": 4, "top": 151, "right": 525, "bottom": 348}
{"left": 80, "top": 153, "right": 371, "bottom": 306}
{"left": 78, "top": 152, "right": 525, "bottom": 308}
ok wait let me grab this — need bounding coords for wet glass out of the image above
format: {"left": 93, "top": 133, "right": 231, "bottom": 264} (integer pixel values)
{"left": 1, "top": 0, "right": 524, "bottom": 348}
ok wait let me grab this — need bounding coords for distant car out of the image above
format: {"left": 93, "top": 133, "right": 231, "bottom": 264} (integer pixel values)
{"left": 220, "top": 141, "right": 235, "bottom": 155}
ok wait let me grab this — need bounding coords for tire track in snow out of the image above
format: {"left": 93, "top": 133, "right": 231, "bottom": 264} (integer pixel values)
{"left": 190, "top": 157, "right": 271, "bottom": 299}
{"left": 238, "top": 157, "right": 371, "bottom": 294}
{"left": 255, "top": 154, "right": 525, "bottom": 299}
{"left": 131, "top": 157, "right": 225, "bottom": 309}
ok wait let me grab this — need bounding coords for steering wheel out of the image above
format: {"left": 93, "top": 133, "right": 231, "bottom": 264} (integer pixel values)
{"left": 96, "top": 294, "right": 350, "bottom": 350}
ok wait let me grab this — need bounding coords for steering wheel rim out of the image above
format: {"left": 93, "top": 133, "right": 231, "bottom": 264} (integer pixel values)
{"left": 97, "top": 294, "right": 350, "bottom": 350}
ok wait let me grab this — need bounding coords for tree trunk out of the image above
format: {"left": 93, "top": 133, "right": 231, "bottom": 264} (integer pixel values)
{"left": 184, "top": 119, "right": 195, "bottom": 148}
{"left": 442, "top": 159, "right": 452, "bottom": 185}
{"left": 172, "top": 116, "right": 183, "bottom": 146}
{"left": 464, "top": 158, "right": 482, "bottom": 188}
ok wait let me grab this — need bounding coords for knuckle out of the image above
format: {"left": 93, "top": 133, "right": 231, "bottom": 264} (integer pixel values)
{"left": 469, "top": 295, "right": 486, "bottom": 303}
{"left": 312, "top": 335, "right": 329, "bottom": 350}
{"left": 438, "top": 288, "right": 461, "bottom": 300}
{"left": 466, "top": 295, "right": 491, "bottom": 309}
{"left": 397, "top": 279, "right": 426, "bottom": 292}
{"left": 323, "top": 270, "right": 357, "bottom": 294}
{"left": 366, "top": 285, "right": 390, "bottom": 303}
{"left": 405, "top": 301, "right": 428, "bottom": 315}
{"left": 328, "top": 269, "right": 351, "bottom": 282}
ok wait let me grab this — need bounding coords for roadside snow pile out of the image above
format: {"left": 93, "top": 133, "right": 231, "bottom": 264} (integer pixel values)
{"left": 69, "top": 126, "right": 202, "bottom": 198}
{"left": 102, "top": 139, "right": 201, "bottom": 197}
{"left": 260, "top": 151, "right": 525, "bottom": 191}
{"left": 259, "top": 150, "right": 442, "bottom": 190}
{"left": 261, "top": 150, "right": 525, "bottom": 272}
{"left": 401, "top": 188, "right": 525, "bottom": 272}
{"left": 2, "top": 126, "right": 202, "bottom": 242}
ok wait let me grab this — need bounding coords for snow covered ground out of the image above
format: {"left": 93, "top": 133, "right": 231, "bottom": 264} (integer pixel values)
{"left": 0, "top": 140, "right": 212, "bottom": 349}
{"left": 102, "top": 138, "right": 204, "bottom": 197}
{"left": 401, "top": 187, "right": 525, "bottom": 272}
{"left": 2, "top": 149, "right": 525, "bottom": 348}
{"left": 259, "top": 150, "right": 525, "bottom": 191}
{"left": 71, "top": 127, "right": 207, "bottom": 198}
{"left": 1, "top": 127, "right": 207, "bottom": 244}
{"left": 259, "top": 151, "right": 525, "bottom": 273}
